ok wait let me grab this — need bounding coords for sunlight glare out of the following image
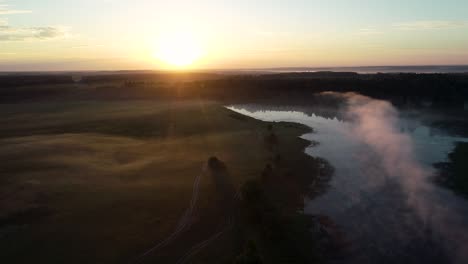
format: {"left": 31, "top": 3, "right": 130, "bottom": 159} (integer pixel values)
{"left": 154, "top": 32, "right": 203, "bottom": 68}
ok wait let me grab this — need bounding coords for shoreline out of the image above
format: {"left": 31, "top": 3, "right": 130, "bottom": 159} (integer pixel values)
{"left": 226, "top": 105, "right": 337, "bottom": 263}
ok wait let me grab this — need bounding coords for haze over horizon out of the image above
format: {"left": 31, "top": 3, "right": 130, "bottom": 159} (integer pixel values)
{"left": 1, "top": 0, "right": 468, "bottom": 71}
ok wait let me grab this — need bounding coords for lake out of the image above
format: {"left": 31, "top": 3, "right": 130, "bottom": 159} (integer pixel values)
{"left": 228, "top": 93, "right": 468, "bottom": 264}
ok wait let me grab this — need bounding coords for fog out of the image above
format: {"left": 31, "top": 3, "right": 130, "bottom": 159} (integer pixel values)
{"left": 338, "top": 92, "right": 468, "bottom": 263}
{"left": 229, "top": 93, "right": 468, "bottom": 263}
{"left": 338, "top": 92, "right": 432, "bottom": 216}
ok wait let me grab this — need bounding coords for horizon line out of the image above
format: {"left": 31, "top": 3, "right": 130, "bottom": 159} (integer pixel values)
{"left": 1, "top": 64, "right": 468, "bottom": 74}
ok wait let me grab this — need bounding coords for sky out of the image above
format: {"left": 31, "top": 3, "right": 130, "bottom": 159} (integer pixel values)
{"left": 0, "top": 0, "right": 468, "bottom": 71}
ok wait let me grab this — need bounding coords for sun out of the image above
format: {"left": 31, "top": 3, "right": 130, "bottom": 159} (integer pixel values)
{"left": 154, "top": 32, "right": 203, "bottom": 68}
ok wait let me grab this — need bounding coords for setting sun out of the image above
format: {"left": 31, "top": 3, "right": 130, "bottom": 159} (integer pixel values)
{"left": 154, "top": 32, "right": 203, "bottom": 68}
{"left": 3, "top": 1, "right": 468, "bottom": 264}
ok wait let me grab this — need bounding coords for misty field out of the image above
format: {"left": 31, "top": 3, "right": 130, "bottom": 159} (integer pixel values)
{"left": 0, "top": 100, "right": 321, "bottom": 263}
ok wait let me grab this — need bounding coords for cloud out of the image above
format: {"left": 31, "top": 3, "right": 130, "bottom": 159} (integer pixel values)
{"left": 0, "top": 3, "right": 32, "bottom": 15}
{"left": 70, "top": 44, "right": 105, "bottom": 49}
{"left": 257, "top": 31, "right": 292, "bottom": 37}
{"left": 394, "top": 20, "right": 468, "bottom": 31}
{"left": 33, "top": 27, "right": 67, "bottom": 39}
{"left": 0, "top": 2, "right": 70, "bottom": 42}
{"left": 356, "top": 28, "right": 383, "bottom": 36}
{"left": 0, "top": 21, "right": 69, "bottom": 41}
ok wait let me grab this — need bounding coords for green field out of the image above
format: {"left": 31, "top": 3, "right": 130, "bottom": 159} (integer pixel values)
{"left": 0, "top": 100, "right": 324, "bottom": 263}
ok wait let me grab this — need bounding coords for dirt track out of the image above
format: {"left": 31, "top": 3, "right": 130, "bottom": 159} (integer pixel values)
{"left": 130, "top": 166, "right": 206, "bottom": 263}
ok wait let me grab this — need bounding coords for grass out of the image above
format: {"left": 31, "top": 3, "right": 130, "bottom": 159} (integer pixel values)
{"left": 0, "top": 99, "right": 323, "bottom": 263}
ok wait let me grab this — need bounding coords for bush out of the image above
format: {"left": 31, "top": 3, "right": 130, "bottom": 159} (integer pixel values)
{"left": 234, "top": 240, "right": 263, "bottom": 264}
{"left": 241, "top": 180, "right": 263, "bottom": 203}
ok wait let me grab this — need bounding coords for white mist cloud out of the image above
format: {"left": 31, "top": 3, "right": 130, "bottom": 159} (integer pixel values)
{"left": 343, "top": 93, "right": 430, "bottom": 213}
{"left": 325, "top": 92, "right": 468, "bottom": 264}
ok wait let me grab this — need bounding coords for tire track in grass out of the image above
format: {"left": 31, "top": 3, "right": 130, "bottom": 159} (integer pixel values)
{"left": 175, "top": 216, "right": 235, "bottom": 264}
{"left": 175, "top": 191, "right": 241, "bottom": 264}
{"left": 130, "top": 166, "right": 206, "bottom": 264}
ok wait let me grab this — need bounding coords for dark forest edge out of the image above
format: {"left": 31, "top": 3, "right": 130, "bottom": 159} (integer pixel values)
{"left": 1, "top": 71, "right": 468, "bottom": 109}
{"left": 434, "top": 142, "right": 468, "bottom": 197}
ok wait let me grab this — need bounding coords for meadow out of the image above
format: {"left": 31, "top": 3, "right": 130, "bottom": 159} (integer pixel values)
{"left": 0, "top": 99, "right": 325, "bottom": 263}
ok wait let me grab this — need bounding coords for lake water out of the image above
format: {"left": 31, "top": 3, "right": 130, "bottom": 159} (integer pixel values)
{"left": 228, "top": 93, "right": 468, "bottom": 264}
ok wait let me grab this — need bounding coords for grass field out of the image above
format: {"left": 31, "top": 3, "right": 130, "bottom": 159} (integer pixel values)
{"left": 0, "top": 99, "right": 322, "bottom": 263}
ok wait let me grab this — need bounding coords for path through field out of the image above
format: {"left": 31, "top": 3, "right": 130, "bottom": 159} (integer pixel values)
{"left": 130, "top": 166, "right": 206, "bottom": 263}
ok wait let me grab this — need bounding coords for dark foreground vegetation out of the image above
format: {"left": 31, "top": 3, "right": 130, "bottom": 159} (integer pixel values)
{"left": 435, "top": 142, "right": 468, "bottom": 196}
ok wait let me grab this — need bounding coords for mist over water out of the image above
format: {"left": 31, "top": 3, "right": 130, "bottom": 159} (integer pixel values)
{"left": 338, "top": 92, "right": 435, "bottom": 219}
{"left": 228, "top": 93, "right": 468, "bottom": 264}
{"left": 327, "top": 92, "right": 468, "bottom": 263}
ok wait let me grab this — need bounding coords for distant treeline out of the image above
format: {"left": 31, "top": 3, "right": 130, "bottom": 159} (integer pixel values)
{"left": 191, "top": 72, "right": 468, "bottom": 107}
{"left": 1, "top": 72, "right": 468, "bottom": 107}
